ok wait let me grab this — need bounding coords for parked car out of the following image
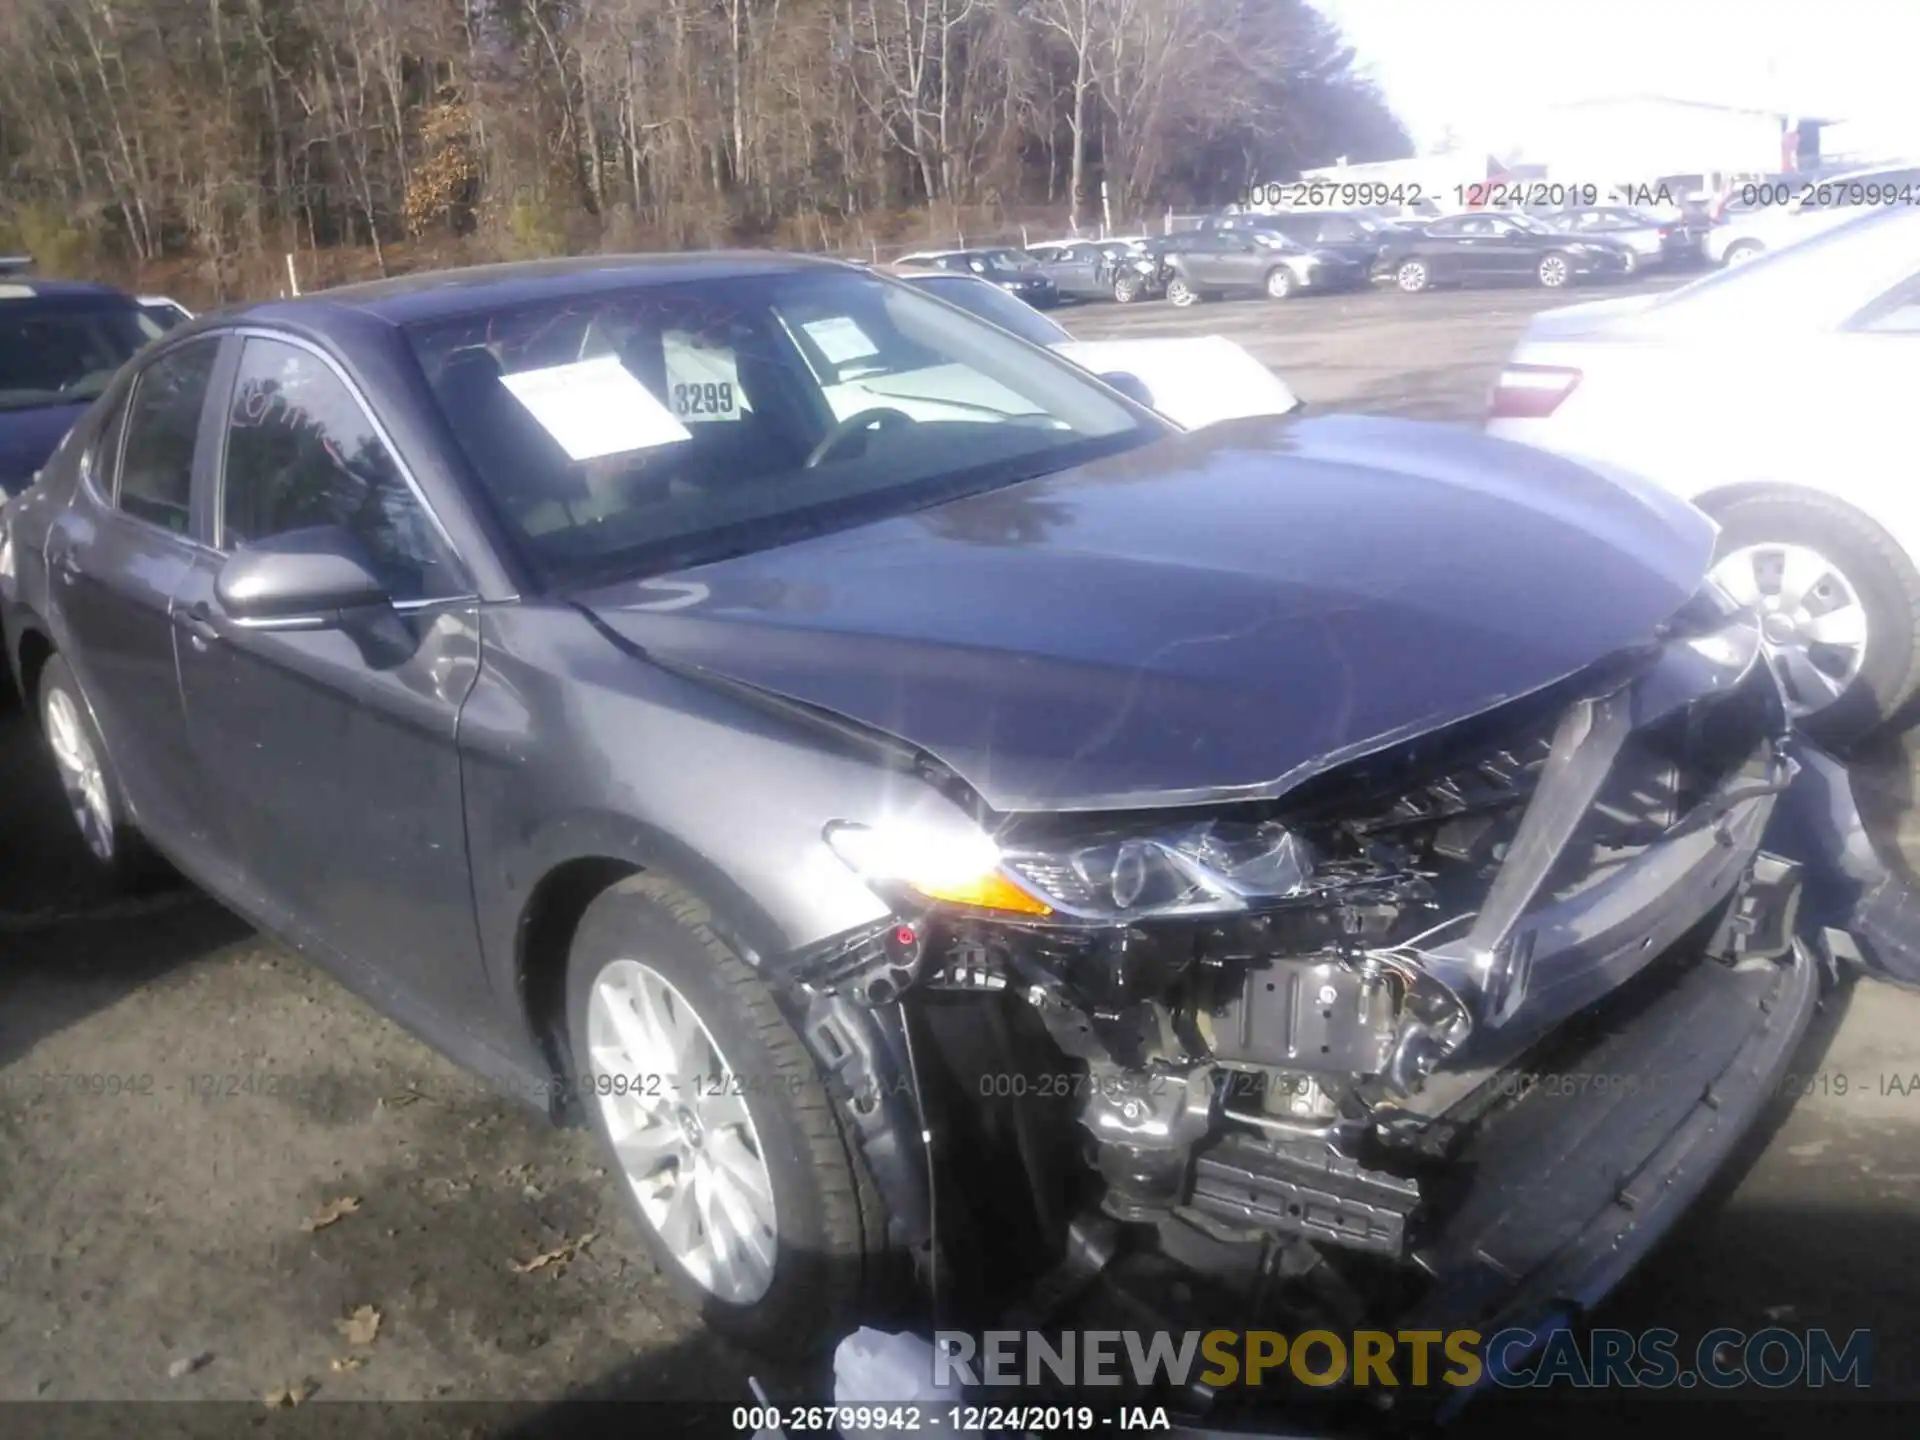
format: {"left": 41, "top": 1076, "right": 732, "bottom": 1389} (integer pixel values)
{"left": 1154, "top": 228, "right": 1368, "bottom": 306}
{"left": 1021, "top": 239, "right": 1157, "bottom": 303}
{"left": 137, "top": 295, "right": 195, "bottom": 330}
{"left": 0, "top": 274, "right": 167, "bottom": 498}
{"left": 1488, "top": 205, "right": 1920, "bottom": 741}
{"left": 1705, "top": 161, "right": 1920, "bottom": 267}
{"left": 1375, "top": 211, "right": 1633, "bottom": 293}
{"left": 2, "top": 252, "right": 1897, "bottom": 1431}
{"left": 1533, "top": 205, "right": 1695, "bottom": 272}
{"left": 890, "top": 266, "right": 1299, "bottom": 425}
{"left": 1211, "top": 209, "right": 1390, "bottom": 271}
{"left": 893, "top": 248, "right": 1059, "bottom": 307}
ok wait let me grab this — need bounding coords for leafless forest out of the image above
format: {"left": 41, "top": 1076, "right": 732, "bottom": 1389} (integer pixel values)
{"left": 0, "top": 0, "right": 1407, "bottom": 301}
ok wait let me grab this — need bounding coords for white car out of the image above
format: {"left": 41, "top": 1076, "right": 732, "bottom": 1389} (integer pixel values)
{"left": 890, "top": 267, "right": 1300, "bottom": 428}
{"left": 137, "top": 295, "right": 193, "bottom": 329}
{"left": 1487, "top": 204, "right": 1920, "bottom": 741}
{"left": 1704, "top": 161, "right": 1920, "bottom": 267}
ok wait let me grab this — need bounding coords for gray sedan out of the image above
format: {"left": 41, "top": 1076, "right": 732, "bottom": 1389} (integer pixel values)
{"left": 0, "top": 251, "right": 1899, "bottom": 1426}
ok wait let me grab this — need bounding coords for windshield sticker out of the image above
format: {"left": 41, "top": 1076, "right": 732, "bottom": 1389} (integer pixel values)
{"left": 801, "top": 315, "right": 881, "bottom": 366}
{"left": 499, "top": 355, "right": 691, "bottom": 460}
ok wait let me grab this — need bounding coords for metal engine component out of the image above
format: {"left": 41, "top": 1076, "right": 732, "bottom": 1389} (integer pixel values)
{"left": 1188, "top": 1132, "right": 1421, "bottom": 1259}
{"left": 1079, "top": 1063, "right": 1216, "bottom": 1222}
{"left": 1207, "top": 958, "right": 1402, "bottom": 1076}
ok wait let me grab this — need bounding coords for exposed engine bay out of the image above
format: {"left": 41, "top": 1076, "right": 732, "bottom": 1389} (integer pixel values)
{"left": 778, "top": 600, "right": 1815, "bottom": 1412}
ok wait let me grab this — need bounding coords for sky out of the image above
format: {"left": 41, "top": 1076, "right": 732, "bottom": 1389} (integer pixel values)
{"left": 1314, "top": 0, "right": 1920, "bottom": 158}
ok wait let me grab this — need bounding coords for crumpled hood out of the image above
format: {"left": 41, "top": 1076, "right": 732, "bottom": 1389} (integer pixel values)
{"left": 0, "top": 403, "right": 84, "bottom": 496}
{"left": 582, "top": 414, "right": 1717, "bottom": 813}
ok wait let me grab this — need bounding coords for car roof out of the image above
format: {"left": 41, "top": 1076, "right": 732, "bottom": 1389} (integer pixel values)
{"left": 0, "top": 278, "right": 138, "bottom": 304}
{"left": 268, "top": 251, "right": 845, "bottom": 327}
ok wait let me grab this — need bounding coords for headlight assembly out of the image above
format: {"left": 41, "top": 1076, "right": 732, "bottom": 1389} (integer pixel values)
{"left": 825, "top": 817, "right": 1317, "bottom": 923}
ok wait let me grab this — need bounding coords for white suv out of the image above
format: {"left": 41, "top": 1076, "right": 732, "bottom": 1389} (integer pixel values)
{"left": 1487, "top": 205, "right": 1920, "bottom": 742}
{"left": 1705, "top": 162, "right": 1920, "bottom": 267}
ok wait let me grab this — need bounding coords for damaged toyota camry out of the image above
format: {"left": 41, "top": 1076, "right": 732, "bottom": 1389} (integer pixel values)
{"left": 0, "top": 254, "right": 1902, "bottom": 1427}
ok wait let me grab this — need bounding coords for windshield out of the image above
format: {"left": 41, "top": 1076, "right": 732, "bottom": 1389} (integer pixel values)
{"left": 0, "top": 299, "right": 162, "bottom": 411}
{"left": 906, "top": 275, "right": 1072, "bottom": 348}
{"left": 405, "top": 267, "right": 1159, "bottom": 587}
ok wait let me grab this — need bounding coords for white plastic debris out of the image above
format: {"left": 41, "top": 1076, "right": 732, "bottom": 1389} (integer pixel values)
{"left": 834, "top": 1327, "right": 967, "bottom": 1420}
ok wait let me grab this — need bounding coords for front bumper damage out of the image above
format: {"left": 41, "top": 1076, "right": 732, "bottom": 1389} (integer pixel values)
{"left": 764, "top": 606, "right": 1883, "bottom": 1431}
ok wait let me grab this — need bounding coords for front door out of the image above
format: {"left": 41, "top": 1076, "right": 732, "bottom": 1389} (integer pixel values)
{"left": 172, "top": 332, "right": 489, "bottom": 1014}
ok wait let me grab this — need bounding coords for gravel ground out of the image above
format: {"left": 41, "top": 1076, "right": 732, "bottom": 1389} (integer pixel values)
{"left": 5, "top": 270, "right": 1920, "bottom": 1431}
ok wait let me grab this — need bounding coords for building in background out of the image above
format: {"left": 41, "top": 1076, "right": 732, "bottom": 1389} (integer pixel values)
{"left": 1524, "top": 95, "right": 1833, "bottom": 191}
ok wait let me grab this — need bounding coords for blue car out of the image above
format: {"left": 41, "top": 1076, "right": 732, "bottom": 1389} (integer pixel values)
{"left": 0, "top": 269, "right": 166, "bottom": 498}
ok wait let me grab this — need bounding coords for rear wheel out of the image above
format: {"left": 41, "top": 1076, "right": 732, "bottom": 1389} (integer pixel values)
{"left": 1538, "top": 252, "right": 1572, "bottom": 288}
{"left": 37, "top": 655, "right": 153, "bottom": 885}
{"left": 1264, "top": 267, "right": 1296, "bottom": 300}
{"left": 1394, "top": 259, "right": 1430, "bottom": 293}
{"left": 1705, "top": 490, "right": 1920, "bottom": 745}
{"left": 565, "top": 874, "right": 888, "bottom": 1354}
{"left": 1165, "top": 275, "right": 1199, "bottom": 307}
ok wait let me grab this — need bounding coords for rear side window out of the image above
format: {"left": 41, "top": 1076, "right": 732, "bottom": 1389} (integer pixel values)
{"left": 117, "top": 340, "right": 217, "bottom": 533}
{"left": 220, "top": 337, "right": 461, "bottom": 601}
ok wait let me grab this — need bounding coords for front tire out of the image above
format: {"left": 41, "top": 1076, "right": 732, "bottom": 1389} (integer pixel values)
{"left": 1394, "top": 259, "right": 1430, "bottom": 293}
{"left": 1112, "top": 272, "right": 1141, "bottom": 304}
{"left": 1165, "top": 275, "right": 1199, "bottom": 307}
{"left": 1264, "top": 267, "right": 1296, "bottom": 300}
{"left": 1538, "top": 251, "right": 1572, "bottom": 288}
{"left": 1706, "top": 491, "right": 1920, "bottom": 745}
{"left": 565, "top": 874, "right": 886, "bottom": 1354}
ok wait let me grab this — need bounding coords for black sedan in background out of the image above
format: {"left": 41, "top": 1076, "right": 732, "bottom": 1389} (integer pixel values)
{"left": 1210, "top": 209, "right": 1389, "bottom": 272}
{"left": 1375, "top": 210, "right": 1633, "bottom": 292}
{"left": 894, "top": 247, "right": 1060, "bottom": 307}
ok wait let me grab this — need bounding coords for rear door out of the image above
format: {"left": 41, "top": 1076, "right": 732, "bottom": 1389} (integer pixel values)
{"left": 42, "top": 334, "right": 231, "bottom": 858}
{"left": 171, "top": 330, "right": 488, "bottom": 1012}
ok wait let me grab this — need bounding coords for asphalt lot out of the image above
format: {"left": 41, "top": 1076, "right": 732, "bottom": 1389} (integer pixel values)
{"left": 6, "top": 270, "right": 1920, "bottom": 1426}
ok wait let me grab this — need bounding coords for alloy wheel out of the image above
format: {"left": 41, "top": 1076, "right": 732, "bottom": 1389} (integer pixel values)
{"left": 43, "top": 687, "right": 114, "bottom": 862}
{"left": 1166, "top": 277, "right": 1197, "bottom": 307}
{"left": 1396, "top": 261, "right": 1428, "bottom": 293}
{"left": 1112, "top": 274, "right": 1139, "bottom": 303}
{"left": 1266, "top": 268, "right": 1294, "bottom": 299}
{"left": 587, "top": 958, "right": 778, "bottom": 1305}
{"left": 1709, "top": 542, "right": 1870, "bottom": 716}
{"left": 1539, "top": 254, "right": 1569, "bottom": 287}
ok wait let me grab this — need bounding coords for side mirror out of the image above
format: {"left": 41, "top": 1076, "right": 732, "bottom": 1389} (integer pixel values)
{"left": 216, "top": 524, "right": 390, "bottom": 628}
{"left": 1099, "top": 371, "right": 1156, "bottom": 409}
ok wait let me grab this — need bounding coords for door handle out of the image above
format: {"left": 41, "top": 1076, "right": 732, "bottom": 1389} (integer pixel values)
{"left": 178, "top": 603, "right": 220, "bottom": 644}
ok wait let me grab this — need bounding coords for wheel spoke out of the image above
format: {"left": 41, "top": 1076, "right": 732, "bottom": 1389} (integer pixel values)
{"left": 1804, "top": 602, "right": 1868, "bottom": 650}
{"left": 611, "top": 1116, "right": 683, "bottom": 1177}
{"left": 709, "top": 1163, "right": 776, "bottom": 1273}
{"left": 1773, "top": 545, "right": 1832, "bottom": 612}
{"left": 1775, "top": 645, "right": 1847, "bottom": 705}
{"left": 1712, "top": 552, "right": 1764, "bottom": 608}
{"left": 657, "top": 1170, "right": 698, "bottom": 1253}
{"left": 699, "top": 1085, "right": 752, "bottom": 1134}
{"left": 708, "top": 1128, "right": 777, "bottom": 1233}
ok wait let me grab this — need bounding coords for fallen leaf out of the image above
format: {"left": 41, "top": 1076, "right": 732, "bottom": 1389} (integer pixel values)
{"left": 336, "top": 1305, "right": 382, "bottom": 1346}
{"left": 263, "top": 1380, "right": 314, "bottom": 1408}
{"left": 300, "top": 1196, "right": 362, "bottom": 1233}
{"left": 330, "top": 1355, "right": 366, "bottom": 1373}
{"left": 510, "top": 1233, "right": 597, "bottom": 1274}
